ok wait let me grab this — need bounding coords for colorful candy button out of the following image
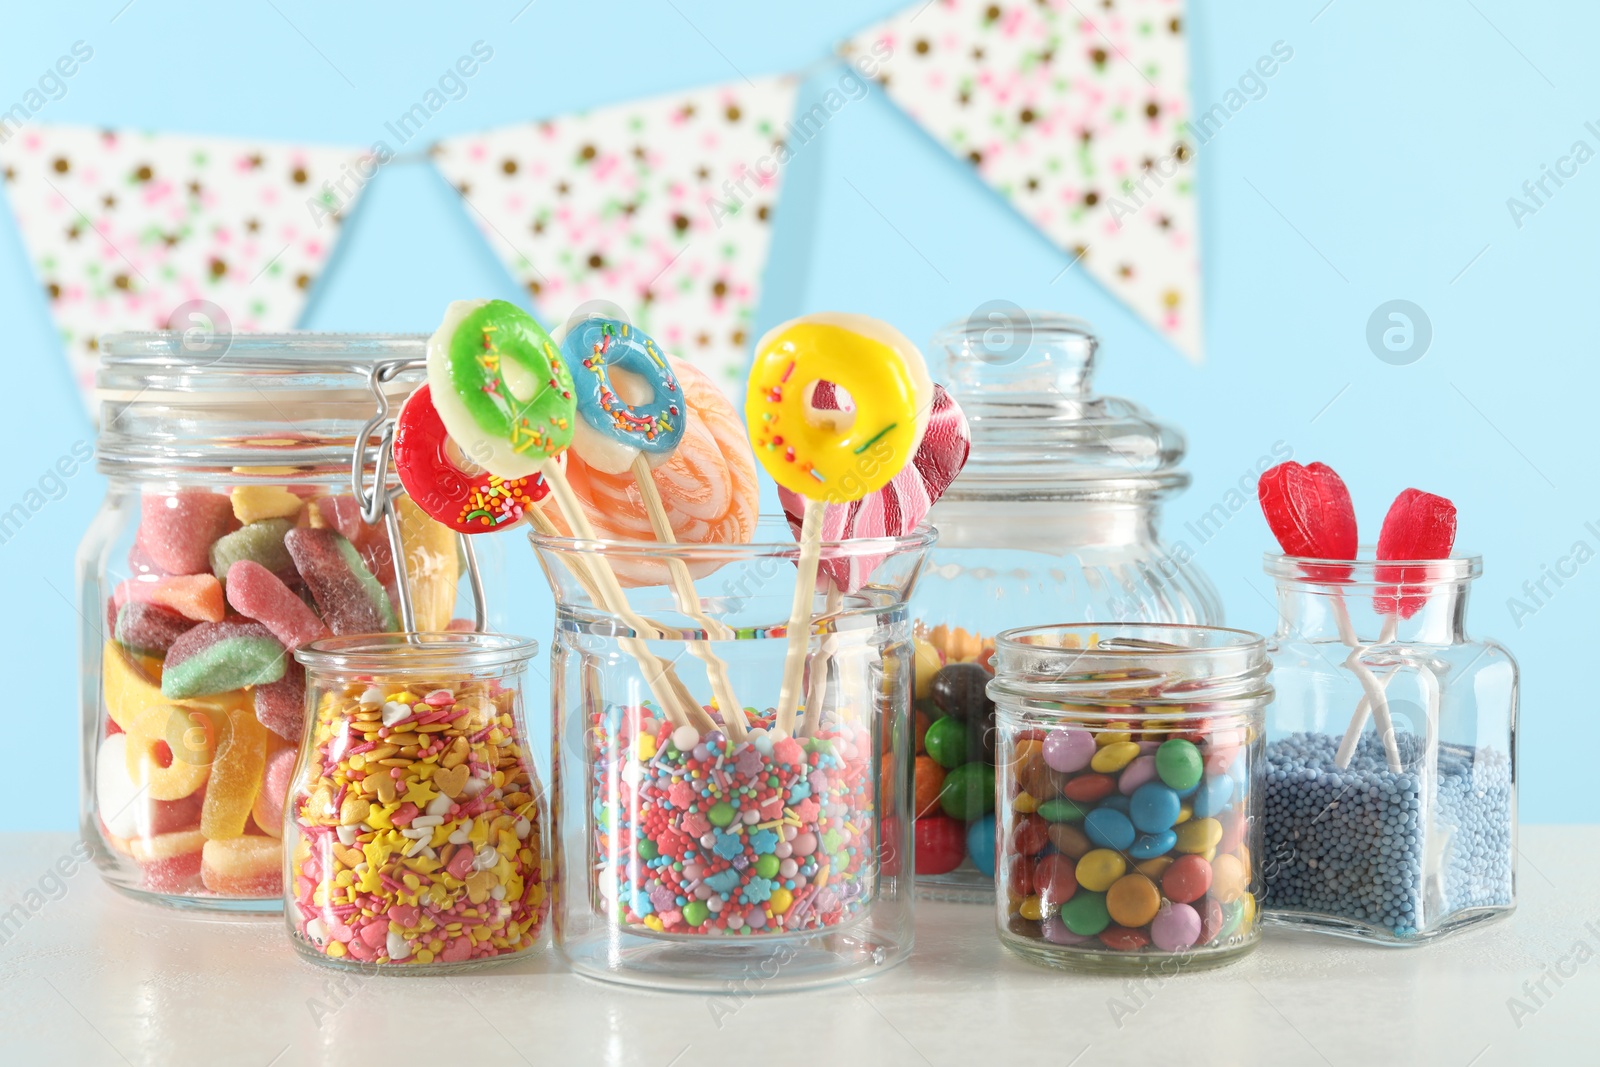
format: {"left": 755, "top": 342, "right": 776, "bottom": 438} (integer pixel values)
{"left": 1042, "top": 727, "right": 1096, "bottom": 773}
{"left": 924, "top": 716, "right": 969, "bottom": 769}
{"left": 1059, "top": 891, "right": 1111, "bottom": 936}
{"left": 1073, "top": 849, "right": 1127, "bottom": 892}
{"left": 1150, "top": 901, "right": 1202, "bottom": 951}
{"left": 967, "top": 815, "right": 997, "bottom": 877}
{"left": 1034, "top": 853, "right": 1078, "bottom": 908}
{"left": 1128, "top": 831, "right": 1177, "bottom": 860}
{"left": 1129, "top": 782, "right": 1182, "bottom": 833}
{"left": 1175, "top": 817, "right": 1223, "bottom": 854}
{"left": 1090, "top": 741, "right": 1140, "bottom": 774}
{"left": 1155, "top": 738, "right": 1203, "bottom": 792}
{"left": 1084, "top": 808, "right": 1135, "bottom": 851}
{"left": 1161, "top": 853, "right": 1213, "bottom": 903}
{"left": 1211, "top": 852, "right": 1249, "bottom": 903}
{"left": 1105, "top": 873, "right": 1162, "bottom": 928}
{"left": 1062, "top": 773, "right": 1115, "bottom": 803}
{"left": 1191, "top": 774, "right": 1235, "bottom": 819}
{"left": 1037, "top": 798, "right": 1091, "bottom": 824}
{"left": 1117, "top": 754, "right": 1159, "bottom": 795}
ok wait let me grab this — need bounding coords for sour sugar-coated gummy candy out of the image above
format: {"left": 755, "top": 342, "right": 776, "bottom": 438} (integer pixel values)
{"left": 225, "top": 560, "right": 330, "bottom": 651}
{"left": 161, "top": 621, "right": 287, "bottom": 700}
{"left": 253, "top": 658, "right": 307, "bottom": 742}
{"left": 114, "top": 602, "right": 194, "bottom": 657}
{"left": 202, "top": 836, "right": 282, "bottom": 895}
{"left": 114, "top": 574, "right": 225, "bottom": 623}
{"left": 199, "top": 705, "right": 269, "bottom": 840}
{"left": 139, "top": 491, "right": 237, "bottom": 574}
{"left": 283, "top": 527, "right": 398, "bottom": 635}
{"left": 230, "top": 485, "right": 303, "bottom": 524}
{"left": 210, "top": 519, "right": 294, "bottom": 580}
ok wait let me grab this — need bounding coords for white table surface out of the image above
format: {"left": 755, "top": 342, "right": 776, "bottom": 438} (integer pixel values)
{"left": 0, "top": 827, "right": 1592, "bottom": 1066}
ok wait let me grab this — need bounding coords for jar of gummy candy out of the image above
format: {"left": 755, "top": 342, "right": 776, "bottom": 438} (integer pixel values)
{"left": 285, "top": 632, "right": 548, "bottom": 971}
{"left": 532, "top": 518, "right": 930, "bottom": 991}
{"left": 82, "top": 332, "right": 505, "bottom": 911}
{"left": 1261, "top": 553, "right": 1517, "bottom": 944}
{"left": 912, "top": 313, "right": 1223, "bottom": 899}
{"left": 988, "top": 623, "right": 1268, "bottom": 972}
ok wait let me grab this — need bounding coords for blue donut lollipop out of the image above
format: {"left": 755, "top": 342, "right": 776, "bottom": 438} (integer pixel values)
{"left": 561, "top": 316, "right": 686, "bottom": 474}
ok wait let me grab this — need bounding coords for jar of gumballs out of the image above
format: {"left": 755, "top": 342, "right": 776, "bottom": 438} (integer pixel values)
{"left": 81, "top": 333, "right": 509, "bottom": 910}
{"left": 1261, "top": 553, "right": 1517, "bottom": 943}
{"left": 285, "top": 633, "right": 548, "bottom": 971}
{"left": 987, "top": 624, "right": 1268, "bottom": 972}
{"left": 912, "top": 312, "right": 1224, "bottom": 899}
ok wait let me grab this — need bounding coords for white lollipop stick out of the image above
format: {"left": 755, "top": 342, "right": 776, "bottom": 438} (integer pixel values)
{"left": 538, "top": 458, "right": 708, "bottom": 731}
{"left": 775, "top": 500, "right": 824, "bottom": 736}
{"left": 1330, "top": 602, "right": 1403, "bottom": 771}
{"left": 801, "top": 580, "right": 843, "bottom": 739}
{"left": 630, "top": 455, "right": 748, "bottom": 741}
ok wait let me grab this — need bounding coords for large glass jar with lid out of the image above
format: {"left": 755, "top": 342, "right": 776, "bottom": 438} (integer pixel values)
{"left": 81, "top": 332, "right": 509, "bottom": 911}
{"left": 911, "top": 312, "right": 1223, "bottom": 899}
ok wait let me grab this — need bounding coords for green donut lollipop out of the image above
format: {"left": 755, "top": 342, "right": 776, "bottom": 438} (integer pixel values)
{"left": 425, "top": 299, "right": 577, "bottom": 478}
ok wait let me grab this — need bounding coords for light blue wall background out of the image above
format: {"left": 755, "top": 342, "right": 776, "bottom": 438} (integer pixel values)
{"left": 2, "top": 1, "right": 1594, "bottom": 829}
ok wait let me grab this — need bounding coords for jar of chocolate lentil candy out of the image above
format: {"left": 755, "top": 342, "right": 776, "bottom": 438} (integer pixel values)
{"left": 988, "top": 623, "right": 1268, "bottom": 972}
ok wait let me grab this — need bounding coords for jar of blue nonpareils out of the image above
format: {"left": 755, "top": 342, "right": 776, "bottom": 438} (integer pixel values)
{"left": 1260, "top": 552, "right": 1517, "bottom": 944}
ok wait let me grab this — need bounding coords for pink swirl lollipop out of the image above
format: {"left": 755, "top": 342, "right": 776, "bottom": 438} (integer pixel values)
{"left": 779, "top": 382, "right": 970, "bottom": 592}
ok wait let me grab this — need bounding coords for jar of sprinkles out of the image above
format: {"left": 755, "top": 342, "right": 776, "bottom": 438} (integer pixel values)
{"left": 987, "top": 624, "right": 1269, "bottom": 972}
{"left": 285, "top": 632, "right": 549, "bottom": 972}
{"left": 534, "top": 518, "right": 930, "bottom": 991}
{"left": 1261, "top": 553, "right": 1517, "bottom": 944}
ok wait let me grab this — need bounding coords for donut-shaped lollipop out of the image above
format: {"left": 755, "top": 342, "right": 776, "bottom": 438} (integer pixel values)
{"left": 561, "top": 315, "right": 685, "bottom": 475}
{"left": 747, "top": 313, "right": 932, "bottom": 505}
{"left": 426, "top": 299, "right": 576, "bottom": 478}
{"left": 393, "top": 384, "right": 555, "bottom": 534}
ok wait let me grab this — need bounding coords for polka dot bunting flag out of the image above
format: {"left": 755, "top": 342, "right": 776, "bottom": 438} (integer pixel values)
{"left": 430, "top": 75, "right": 799, "bottom": 398}
{"left": 841, "top": 0, "right": 1203, "bottom": 360}
{"left": 0, "top": 126, "right": 372, "bottom": 413}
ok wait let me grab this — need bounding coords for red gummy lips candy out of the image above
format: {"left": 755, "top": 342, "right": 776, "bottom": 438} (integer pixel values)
{"left": 1258, "top": 461, "right": 1357, "bottom": 579}
{"left": 1375, "top": 488, "right": 1457, "bottom": 618}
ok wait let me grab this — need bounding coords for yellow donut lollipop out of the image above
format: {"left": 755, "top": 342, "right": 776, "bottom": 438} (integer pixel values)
{"left": 746, "top": 313, "right": 931, "bottom": 735}
{"left": 746, "top": 313, "right": 931, "bottom": 504}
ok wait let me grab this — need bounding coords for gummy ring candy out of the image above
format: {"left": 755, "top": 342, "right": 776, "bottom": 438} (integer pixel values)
{"left": 746, "top": 313, "right": 931, "bottom": 503}
{"left": 560, "top": 315, "right": 685, "bottom": 475}
{"left": 123, "top": 703, "right": 217, "bottom": 801}
{"left": 426, "top": 299, "right": 576, "bottom": 479}
{"left": 393, "top": 384, "right": 553, "bottom": 534}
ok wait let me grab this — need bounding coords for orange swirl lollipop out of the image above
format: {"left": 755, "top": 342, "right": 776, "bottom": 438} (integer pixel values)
{"left": 540, "top": 357, "right": 757, "bottom": 586}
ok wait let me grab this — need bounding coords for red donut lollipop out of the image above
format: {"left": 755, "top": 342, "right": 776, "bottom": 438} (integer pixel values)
{"left": 393, "top": 385, "right": 553, "bottom": 534}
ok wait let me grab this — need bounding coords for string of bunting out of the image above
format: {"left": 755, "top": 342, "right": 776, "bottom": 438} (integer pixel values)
{"left": 0, "top": 0, "right": 1198, "bottom": 417}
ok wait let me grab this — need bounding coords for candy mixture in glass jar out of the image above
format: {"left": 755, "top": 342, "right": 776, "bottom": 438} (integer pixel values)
{"left": 286, "top": 633, "right": 547, "bottom": 972}
{"left": 590, "top": 705, "right": 875, "bottom": 936}
{"left": 912, "top": 313, "right": 1224, "bottom": 898}
{"left": 988, "top": 624, "right": 1268, "bottom": 972}
{"left": 83, "top": 333, "right": 480, "bottom": 909}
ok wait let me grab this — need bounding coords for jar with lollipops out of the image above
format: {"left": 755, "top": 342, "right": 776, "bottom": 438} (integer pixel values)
{"left": 409, "top": 302, "right": 934, "bottom": 990}
{"left": 1255, "top": 463, "right": 1518, "bottom": 944}
{"left": 908, "top": 312, "right": 1224, "bottom": 899}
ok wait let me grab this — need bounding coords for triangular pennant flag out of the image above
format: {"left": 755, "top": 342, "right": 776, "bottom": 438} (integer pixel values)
{"left": 0, "top": 126, "right": 371, "bottom": 412}
{"left": 843, "top": 0, "right": 1203, "bottom": 360}
{"left": 432, "top": 75, "right": 799, "bottom": 396}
